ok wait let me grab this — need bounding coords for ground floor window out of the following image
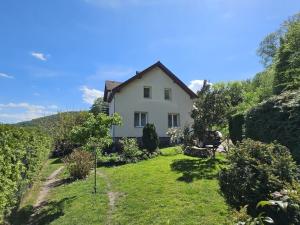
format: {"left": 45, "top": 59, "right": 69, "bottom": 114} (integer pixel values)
{"left": 168, "top": 113, "right": 180, "bottom": 128}
{"left": 134, "top": 112, "right": 148, "bottom": 127}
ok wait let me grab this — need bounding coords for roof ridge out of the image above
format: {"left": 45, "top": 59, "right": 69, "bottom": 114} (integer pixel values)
{"left": 107, "top": 61, "right": 197, "bottom": 102}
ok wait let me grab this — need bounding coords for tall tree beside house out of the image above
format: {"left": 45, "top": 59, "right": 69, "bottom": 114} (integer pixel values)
{"left": 191, "top": 81, "right": 231, "bottom": 146}
{"left": 90, "top": 97, "right": 109, "bottom": 116}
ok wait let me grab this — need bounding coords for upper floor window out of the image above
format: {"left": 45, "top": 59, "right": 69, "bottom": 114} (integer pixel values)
{"left": 144, "top": 86, "right": 151, "bottom": 98}
{"left": 168, "top": 113, "right": 180, "bottom": 128}
{"left": 134, "top": 112, "right": 148, "bottom": 127}
{"left": 164, "top": 88, "right": 171, "bottom": 100}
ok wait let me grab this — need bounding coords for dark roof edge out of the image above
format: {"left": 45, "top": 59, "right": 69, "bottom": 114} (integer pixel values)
{"left": 107, "top": 61, "right": 197, "bottom": 102}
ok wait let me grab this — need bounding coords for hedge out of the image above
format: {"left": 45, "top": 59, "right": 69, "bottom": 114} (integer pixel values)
{"left": 245, "top": 90, "right": 300, "bottom": 162}
{"left": 228, "top": 113, "right": 244, "bottom": 144}
{"left": 0, "top": 125, "right": 52, "bottom": 223}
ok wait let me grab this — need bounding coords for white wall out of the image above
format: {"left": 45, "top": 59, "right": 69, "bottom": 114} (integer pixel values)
{"left": 109, "top": 67, "right": 194, "bottom": 137}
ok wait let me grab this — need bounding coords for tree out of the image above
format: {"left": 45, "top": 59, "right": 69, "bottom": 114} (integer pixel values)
{"left": 191, "top": 81, "right": 230, "bottom": 146}
{"left": 71, "top": 112, "right": 121, "bottom": 193}
{"left": 257, "top": 12, "right": 300, "bottom": 68}
{"left": 71, "top": 113, "right": 122, "bottom": 153}
{"left": 273, "top": 21, "right": 300, "bottom": 94}
{"left": 252, "top": 68, "right": 275, "bottom": 101}
{"left": 257, "top": 32, "right": 280, "bottom": 67}
{"left": 90, "top": 97, "right": 108, "bottom": 116}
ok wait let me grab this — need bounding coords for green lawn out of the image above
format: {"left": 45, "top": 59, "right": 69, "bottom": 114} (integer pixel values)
{"left": 11, "top": 147, "right": 232, "bottom": 225}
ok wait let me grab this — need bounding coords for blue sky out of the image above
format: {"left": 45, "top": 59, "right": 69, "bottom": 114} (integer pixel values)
{"left": 0, "top": 0, "right": 299, "bottom": 123}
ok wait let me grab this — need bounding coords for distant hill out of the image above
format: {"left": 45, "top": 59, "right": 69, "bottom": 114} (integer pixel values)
{"left": 17, "top": 111, "right": 89, "bottom": 137}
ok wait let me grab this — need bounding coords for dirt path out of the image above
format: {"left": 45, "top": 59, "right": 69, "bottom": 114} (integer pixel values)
{"left": 34, "top": 166, "right": 64, "bottom": 208}
{"left": 97, "top": 170, "right": 123, "bottom": 225}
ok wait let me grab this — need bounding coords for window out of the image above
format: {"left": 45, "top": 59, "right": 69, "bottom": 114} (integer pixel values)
{"left": 168, "top": 113, "right": 180, "bottom": 128}
{"left": 144, "top": 86, "right": 151, "bottom": 98}
{"left": 164, "top": 88, "right": 171, "bottom": 100}
{"left": 134, "top": 112, "right": 148, "bottom": 127}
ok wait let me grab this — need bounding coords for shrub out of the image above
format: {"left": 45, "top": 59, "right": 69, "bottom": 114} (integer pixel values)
{"left": 63, "top": 150, "right": 93, "bottom": 179}
{"left": 98, "top": 153, "right": 121, "bottom": 165}
{"left": 0, "top": 125, "right": 52, "bottom": 223}
{"left": 142, "top": 123, "right": 159, "bottom": 153}
{"left": 228, "top": 113, "right": 244, "bottom": 144}
{"left": 182, "top": 126, "right": 194, "bottom": 147}
{"left": 245, "top": 90, "right": 300, "bottom": 162}
{"left": 119, "top": 138, "right": 142, "bottom": 163}
{"left": 219, "top": 139, "right": 298, "bottom": 212}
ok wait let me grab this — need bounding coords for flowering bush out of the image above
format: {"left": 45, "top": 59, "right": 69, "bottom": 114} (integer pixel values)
{"left": 166, "top": 128, "right": 183, "bottom": 145}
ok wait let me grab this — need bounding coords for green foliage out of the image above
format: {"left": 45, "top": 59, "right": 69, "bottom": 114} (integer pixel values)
{"left": 257, "top": 12, "right": 300, "bottom": 68}
{"left": 119, "top": 138, "right": 142, "bottom": 163}
{"left": 245, "top": 90, "right": 300, "bottom": 162}
{"left": 237, "top": 187, "right": 300, "bottom": 225}
{"left": 18, "top": 111, "right": 90, "bottom": 156}
{"left": 191, "top": 81, "right": 231, "bottom": 144}
{"left": 273, "top": 21, "right": 300, "bottom": 94}
{"left": 252, "top": 68, "right": 275, "bottom": 102}
{"left": 63, "top": 150, "right": 93, "bottom": 179}
{"left": 90, "top": 97, "right": 108, "bottom": 116}
{"left": 219, "top": 139, "right": 298, "bottom": 212}
{"left": 71, "top": 113, "right": 122, "bottom": 153}
{"left": 213, "top": 81, "right": 245, "bottom": 107}
{"left": 182, "top": 126, "right": 194, "bottom": 147}
{"left": 142, "top": 123, "right": 159, "bottom": 152}
{"left": 228, "top": 113, "right": 244, "bottom": 144}
{"left": 0, "top": 125, "right": 52, "bottom": 223}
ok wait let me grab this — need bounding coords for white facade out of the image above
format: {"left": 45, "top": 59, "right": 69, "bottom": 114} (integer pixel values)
{"left": 108, "top": 65, "right": 195, "bottom": 138}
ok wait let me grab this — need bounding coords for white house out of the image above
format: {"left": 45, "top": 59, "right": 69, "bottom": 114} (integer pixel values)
{"left": 103, "top": 61, "right": 197, "bottom": 145}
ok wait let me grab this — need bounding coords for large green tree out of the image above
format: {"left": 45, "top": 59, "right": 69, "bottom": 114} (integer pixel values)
{"left": 273, "top": 21, "right": 300, "bottom": 94}
{"left": 191, "top": 81, "right": 230, "bottom": 145}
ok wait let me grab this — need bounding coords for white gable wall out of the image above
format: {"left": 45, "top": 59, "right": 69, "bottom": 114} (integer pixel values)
{"left": 109, "top": 67, "right": 194, "bottom": 138}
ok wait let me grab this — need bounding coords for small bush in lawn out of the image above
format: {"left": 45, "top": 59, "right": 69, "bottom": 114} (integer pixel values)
{"left": 119, "top": 138, "right": 142, "bottom": 163}
{"left": 63, "top": 150, "right": 93, "bottom": 179}
{"left": 142, "top": 123, "right": 159, "bottom": 153}
{"left": 219, "top": 139, "right": 298, "bottom": 213}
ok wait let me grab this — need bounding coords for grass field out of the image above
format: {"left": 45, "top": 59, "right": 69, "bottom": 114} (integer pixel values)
{"left": 11, "top": 147, "right": 232, "bottom": 225}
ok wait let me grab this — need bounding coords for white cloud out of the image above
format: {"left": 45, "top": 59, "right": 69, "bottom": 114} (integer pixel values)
{"left": 80, "top": 86, "right": 104, "bottom": 104}
{"left": 0, "top": 72, "right": 14, "bottom": 79}
{"left": 188, "top": 80, "right": 205, "bottom": 93}
{"left": 31, "top": 52, "right": 48, "bottom": 61}
{"left": 0, "top": 102, "right": 58, "bottom": 123}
